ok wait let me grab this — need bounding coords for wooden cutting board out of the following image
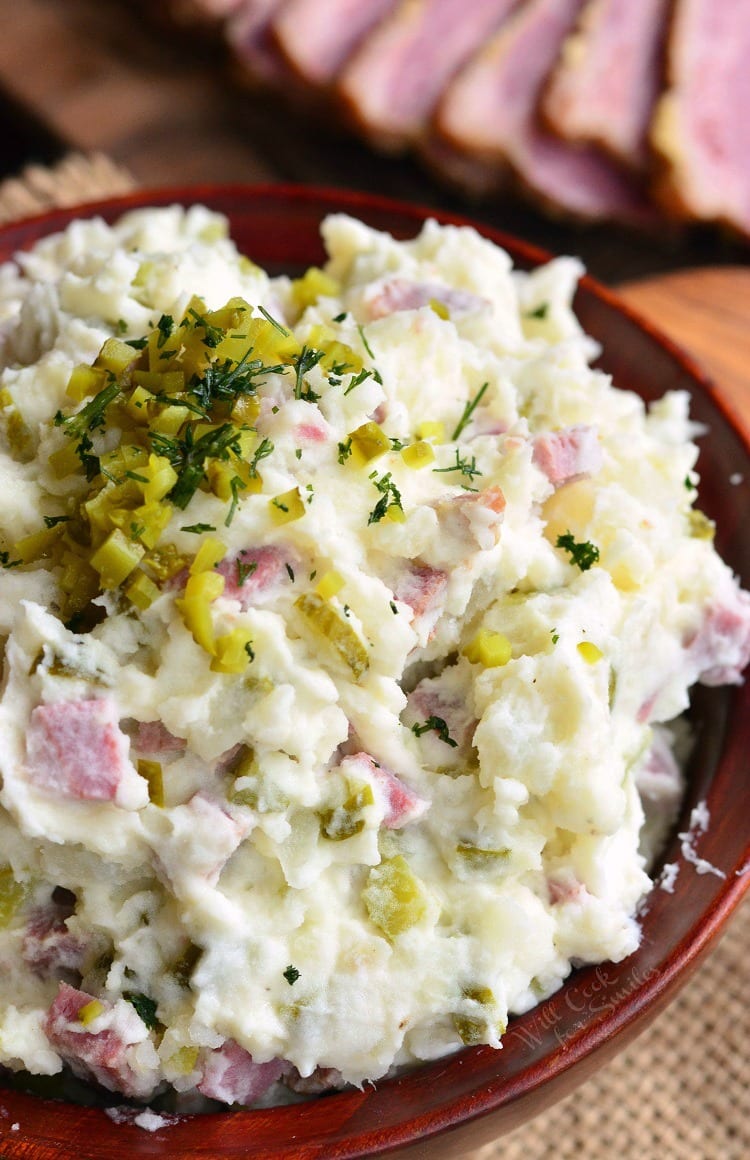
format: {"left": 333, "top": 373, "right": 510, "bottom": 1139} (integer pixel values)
{"left": 619, "top": 269, "right": 750, "bottom": 436}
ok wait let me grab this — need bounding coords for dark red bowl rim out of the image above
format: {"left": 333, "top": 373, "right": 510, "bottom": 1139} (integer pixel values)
{"left": 0, "top": 184, "right": 748, "bottom": 1160}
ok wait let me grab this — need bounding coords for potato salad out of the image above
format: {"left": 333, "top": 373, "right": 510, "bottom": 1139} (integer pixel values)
{"left": 0, "top": 206, "right": 747, "bottom": 1108}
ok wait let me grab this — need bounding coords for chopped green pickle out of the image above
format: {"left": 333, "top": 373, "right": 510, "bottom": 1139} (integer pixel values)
{"left": 294, "top": 592, "right": 369, "bottom": 680}
{"left": 168, "top": 1045, "right": 200, "bottom": 1075}
{"left": 0, "top": 866, "right": 28, "bottom": 927}
{"left": 455, "top": 844, "right": 512, "bottom": 872}
{"left": 452, "top": 986, "right": 506, "bottom": 1046}
{"left": 320, "top": 782, "right": 375, "bottom": 841}
{"left": 172, "top": 943, "right": 202, "bottom": 989}
{"left": 138, "top": 759, "right": 164, "bottom": 807}
{"left": 362, "top": 855, "right": 428, "bottom": 940}
{"left": 687, "top": 509, "right": 715, "bottom": 540}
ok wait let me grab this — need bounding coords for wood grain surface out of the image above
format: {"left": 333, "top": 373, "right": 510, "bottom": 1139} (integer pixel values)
{"left": 620, "top": 269, "right": 750, "bottom": 436}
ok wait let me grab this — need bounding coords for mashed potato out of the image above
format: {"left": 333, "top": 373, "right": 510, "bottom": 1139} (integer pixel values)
{"left": 0, "top": 205, "right": 747, "bottom": 1106}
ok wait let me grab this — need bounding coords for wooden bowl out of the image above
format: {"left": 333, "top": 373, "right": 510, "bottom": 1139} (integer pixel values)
{"left": 0, "top": 186, "right": 748, "bottom": 1160}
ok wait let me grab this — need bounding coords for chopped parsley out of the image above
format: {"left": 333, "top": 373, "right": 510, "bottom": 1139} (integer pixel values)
{"left": 124, "top": 992, "right": 160, "bottom": 1031}
{"left": 432, "top": 448, "right": 483, "bottom": 484}
{"left": 367, "top": 472, "right": 403, "bottom": 525}
{"left": 357, "top": 323, "right": 375, "bottom": 360}
{"left": 155, "top": 314, "right": 174, "bottom": 348}
{"left": 244, "top": 641, "right": 255, "bottom": 663}
{"left": 411, "top": 716, "right": 458, "bottom": 748}
{"left": 343, "top": 367, "right": 373, "bottom": 396}
{"left": 451, "top": 381, "right": 489, "bottom": 441}
{"left": 390, "top": 601, "right": 398, "bottom": 614}
{"left": 0, "top": 550, "right": 21, "bottom": 569}
{"left": 556, "top": 531, "right": 600, "bottom": 572}
{"left": 151, "top": 423, "right": 242, "bottom": 510}
{"left": 187, "top": 307, "right": 223, "bottom": 348}
{"left": 525, "top": 302, "right": 549, "bottom": 320}
{"left": 337, "top": 437, "right": 353, "bottom": 465}
{"left": 333, "top": 311, "right": 348, "bottom": 323}
{"left": 248, "top": 437, "right": 274, "bottom": 479}
{"left": 181, "top": 523, "right": 216, "bottom": 534}
{"left": 283, "top": 964, "right": 300, "bottom": 986}
{"left": 54, "top": 380, "right": 121, "bottom": 438}
{"left": 551, "top": 629, "right": 559, "bottom": 644}
{"left": 43, "top": 515, "right": 70, "bottom": 528}
{"left": 292, "top": 345, "right": 325, "bottom": 401}
{"left": 236, "top": 557, "right": 258, "bottom": 586}
{"left": 285, "top": 563, "right": 295, "bottom": 582}
{"left": 684, "top": 474, "right": 697, "bottom": 491}
{"left": 257, "top": 305, "right": 289, "bottom": 335}
{"left": 224, "top": 476, "right": 246, "bottom": 527}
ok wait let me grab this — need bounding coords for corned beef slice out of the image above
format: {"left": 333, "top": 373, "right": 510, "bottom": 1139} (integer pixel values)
{"left": 164, "top": 0, "right": 246, "bottom": 23}
{"left": 435, "top": 0, "right": 654, "bottom": 222}
{"left": 26, "top": 698, "right": 147, "bottom": 806}
{"left": 651, "top": 0, "right": 750, "bottom": 237}
{"left": 271, "top": 0, "right": 398, "bottom": 87}
{"left": 228, "top": 0, "right": 289, "bottom": 85}
{"left": 542, "top": 0, "right": 670, "bottom": 171}
{"left": 338, "top": 0, "right": 521, "bottom": 151}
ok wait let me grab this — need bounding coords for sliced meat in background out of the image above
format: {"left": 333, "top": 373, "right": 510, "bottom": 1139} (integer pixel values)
{"left": 271, "top": 0, "right": 398, "bottom": 88}
{"left": 227, "top": 0, "right": 289, "bottom": 86}
{"left": 541, "top": 0, "right": 671, "bottom": 172}
{"left": 338, "top": 0, "right": 521, "bottom": 152}
{"left": 165, "top": 0, "right": 248, "bottom": 25}
{"left": 434, "top": 0, "right": 656, "bottom": 223}
{"left": 650, "top": 0, "right": 750, "bottom": 238}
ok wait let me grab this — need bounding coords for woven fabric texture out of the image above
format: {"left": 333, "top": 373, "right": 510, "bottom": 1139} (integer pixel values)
{"left": 0, "top": 153, "right": 133, "bottom": 224}
{"left": 477, "top": 901, "right": 748, "bottom": 1160}
{"left": 0, "top": 158, "right": 747, "bottom": 1160}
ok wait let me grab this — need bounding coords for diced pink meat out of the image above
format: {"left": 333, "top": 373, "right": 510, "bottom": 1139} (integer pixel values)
{"left": 130, "top": 720, "right": 186, "bottom": 755}
{"left": 272, "top": 0, "right": 397, "bottom": 87}
{"left": 217, "top": 545, "right": 292, "bottom": 608}
{"left": 533, "top": 425, "right": 603, "bottom": 487}
{"left": 25, "top": 698, "right": 145, "bottom": 807}
{"left": 406, "top": 677, "right": 477, "bottom": 763}
{"left": 284, "top": 1065, "right": 347, "bottom": 1095}
{"left": 687, "top": 588, "right": 750, "bottom": 685}
{"left": 547, "top": 871, "right": 586, "bottom": 905}
{"left": 340, "top": 752, "right": 428, "bottom": 827}
{"left": 198, "top": 1039, "right": 285, "bottom": 1105}
{"left": 392, "top": 563, "right": 448, "bottom": 641}
{"left": 293, "top": 421, "right": 328, "bottom": 443}
{"left": 364, "top": 277, "right": 489, "bottom": 321}
{"left": 635, "top": 728, "right": 683, "bottom": 817}
{"left": 44, "top": 984, "right": 159, "bottom": 1100}
{"left": 23, "top": 894, "right": 87, "bottom": 980}
{"left": 431, "top": 485, "right": 506, "bottom": 558}
{"left": 182, "top": 793, "right": 249, "bottom": 885}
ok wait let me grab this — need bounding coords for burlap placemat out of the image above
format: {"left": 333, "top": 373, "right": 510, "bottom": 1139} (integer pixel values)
{"left": 0, "top": 157, "right": 747, "bottom": 1160}
{"left": 0, "top": 153, "right": 133, "bottom": 224}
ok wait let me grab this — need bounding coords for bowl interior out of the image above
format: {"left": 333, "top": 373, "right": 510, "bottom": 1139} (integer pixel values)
{"left": 0, "top": 186, "right": 748, "bottom": 1160}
